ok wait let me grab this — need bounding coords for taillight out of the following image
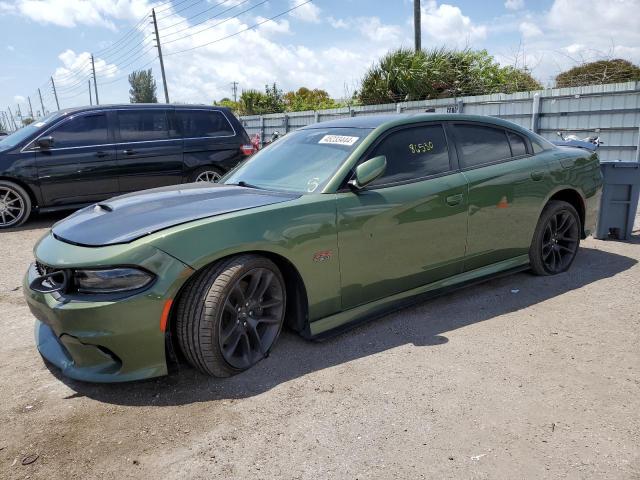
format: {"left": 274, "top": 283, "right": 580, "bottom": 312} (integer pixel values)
{"left": 241, "top": 144, "right": 256, "bottom": 156}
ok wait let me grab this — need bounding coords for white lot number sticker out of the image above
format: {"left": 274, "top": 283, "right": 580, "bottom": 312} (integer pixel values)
{"left": 318, "top": 135, "right": 359, "bottom": 146}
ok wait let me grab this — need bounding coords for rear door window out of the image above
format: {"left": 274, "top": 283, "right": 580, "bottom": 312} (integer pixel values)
{"left": 178, "top": 110, "right": 235, "bottom": 138}
{"left": 118, "top": 110, "right": 169, "bottom": 142}
{"left": 507, "top": 131, "right": 527, "bottom": 157}
{"left": 453, "top": 124, "right": 511, "bottom": 168}
{"left": 367, "top": 124, "right": 451, "bottom": 187}
{"left": 49, "top": 113, "right": 108, "bottom": 148}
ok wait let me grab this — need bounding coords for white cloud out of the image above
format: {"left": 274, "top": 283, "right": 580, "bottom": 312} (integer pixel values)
{"left": 504, "top": 0, "right": 525, "bottom": 10}
{"left": 54, "top": 50, "right": 118, "bottom": 88}
{"left": 288, "top": 0, "right": 321, "bottom": 23}
{"left": 358, "top": 17, "right": 403, "bottom": 44}
{"left": 14, "top": 95, "right": 26, "bottom": 104}
{"left": 6, "top": 45, "right": 15, "bottom": 51}
{"left": 519, "top": 21, "right": 542, "bottom": 38}
{"left": 327, "top": 16, "right": 349, "bottom": 29}
{"left": 421, "top": 1, "right": 487, "bottom": 46}
{"left": 2, "top": 0, "right": 153, "bottom": 29}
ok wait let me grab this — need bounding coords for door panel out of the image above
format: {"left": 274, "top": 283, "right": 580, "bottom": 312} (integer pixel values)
{"left": 115, "top": 109, "right": 183, "bottom": 193}
{"left": 36, "top": 112, "right": 118, "bottom": 206}
{"left": 461, "top": 155, "right": 551, "bottom": 271}
{"left": 337, "top": 173, "right": 469, "bottom": 310}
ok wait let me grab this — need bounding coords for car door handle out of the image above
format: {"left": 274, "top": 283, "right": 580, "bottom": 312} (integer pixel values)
{"left": 446, "top": 193, "right": 464, "bottom": 206}
{"left": 95, "top": 151, "right": 109, "bottom": 158}
{"left": 530, "top": 170, "right": 545, "bottom": 181}
{"left": 123, "top": 149, "right": 136, "bottom": 155}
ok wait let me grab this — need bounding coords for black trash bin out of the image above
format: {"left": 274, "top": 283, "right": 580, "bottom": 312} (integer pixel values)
{"left": 595, "top": 161, "right": 640, "bottom": 240}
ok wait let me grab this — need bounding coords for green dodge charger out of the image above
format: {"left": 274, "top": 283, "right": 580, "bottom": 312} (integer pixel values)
{"left": 24, "top": 114, "right": 602, "bottom": 382}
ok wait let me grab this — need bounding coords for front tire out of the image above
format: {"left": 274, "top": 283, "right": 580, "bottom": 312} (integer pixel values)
{"left": 175, "top": 255, "right": 286, "bottom": 377}
{"left": 529, "top": 200, "right": 581, "bottom": 276}
{"left": 0, "top": 180, "right": 31, "bottom": 229}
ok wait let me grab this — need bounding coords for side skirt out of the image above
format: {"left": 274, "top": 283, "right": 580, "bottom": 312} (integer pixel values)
{"left": 307, "top": 254, "right": 530, "bottom": 340}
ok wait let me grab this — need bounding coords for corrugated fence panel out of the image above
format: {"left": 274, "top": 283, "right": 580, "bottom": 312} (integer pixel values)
{"left": 239, "top": 81, "right": 639, "bottom": 161}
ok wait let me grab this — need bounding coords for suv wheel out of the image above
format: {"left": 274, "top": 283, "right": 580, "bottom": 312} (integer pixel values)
{"left": 0, "top": 181, "right": 32, "bottom": 229}
{"left": 191, "top": 166, "right": 223, "bottom": 183}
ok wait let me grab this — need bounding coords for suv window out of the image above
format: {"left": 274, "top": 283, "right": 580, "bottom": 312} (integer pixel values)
{"left": 49, "top": 113, "right": 108, "bottom": 148}
{"left": 367, "top": 124, "right": 451, "bottom": 186}
{"left": 454, "top": 124, "right": 511, "bottom": 168}
{"left": 507, "top": 131, "right": 527, "bottom": 157}
{"left": 118, "top": 110, "right": 169, "bottom": 142}
{"left": 178, "top": 110, "right": 235, "bottom": 138}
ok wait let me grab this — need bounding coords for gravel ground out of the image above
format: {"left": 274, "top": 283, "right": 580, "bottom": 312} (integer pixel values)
{"left": 0, "top": 210, "right": 639, "bottom": 480}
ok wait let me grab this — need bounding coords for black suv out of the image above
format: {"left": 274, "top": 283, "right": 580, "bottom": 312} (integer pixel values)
{"left": 0, "top": 104, "right": 253, "bottom": 228}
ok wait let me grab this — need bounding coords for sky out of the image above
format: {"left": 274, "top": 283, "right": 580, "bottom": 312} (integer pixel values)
{"left": 1, "top": 0, "right": 639, "bottom": 121}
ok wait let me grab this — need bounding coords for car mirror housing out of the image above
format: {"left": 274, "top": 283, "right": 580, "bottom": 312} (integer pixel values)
{"left": 36, "top": 136, "right": 54, "bottom": 149}
{"left": 349, "top": 155, "right": 387, "bottom": 190}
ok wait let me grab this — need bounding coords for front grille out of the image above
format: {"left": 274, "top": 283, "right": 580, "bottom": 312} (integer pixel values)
{"left": 34, "top": 261, "right": 68, "bottom": 293}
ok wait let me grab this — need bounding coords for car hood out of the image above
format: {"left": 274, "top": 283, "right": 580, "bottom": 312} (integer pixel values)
{"left": 52, "top": 183, "right": 300, "bottom": 247}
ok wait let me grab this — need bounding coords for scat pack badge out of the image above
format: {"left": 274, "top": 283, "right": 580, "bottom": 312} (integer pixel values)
{"left": 312, "top": 250, "right": 333, "bottom": 263}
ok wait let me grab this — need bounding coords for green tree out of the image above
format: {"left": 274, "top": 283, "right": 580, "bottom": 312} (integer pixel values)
{"left": 234, "top": 83, "right": 286, "bottom": 115}
{"left": 555, "top": 59, "right": 640, "bottom": 88}
{"left": 358, "top": 47, "right": 543, "bottom": 105}
{"left": 128, "top": 69, "right": 158, "bottom": 103}
{"left": 283, "top": 87, "right": 342, "bottom": 111}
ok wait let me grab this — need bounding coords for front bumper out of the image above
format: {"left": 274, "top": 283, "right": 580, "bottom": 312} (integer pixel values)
{"left": 24, "top": 237, "right": 193, "bottom": 383}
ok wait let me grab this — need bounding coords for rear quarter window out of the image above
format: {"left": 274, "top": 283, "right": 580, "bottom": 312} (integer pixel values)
{"left": 453, "top": 124, "right": 511, "bottom": 168}
{"left": 178, "top": 110, "right": 235, "bottom": 138}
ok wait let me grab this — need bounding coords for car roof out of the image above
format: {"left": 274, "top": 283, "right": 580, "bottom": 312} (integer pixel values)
{"left": 53, "top": 104, "right": 230, "bottom": 116}
{"left": 301, "top": 113, "right": 532, "bottom": 135}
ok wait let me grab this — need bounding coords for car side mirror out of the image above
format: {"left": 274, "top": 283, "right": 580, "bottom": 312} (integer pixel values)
{"left": 36, "top": 136, "right": 54, "bottom": 149}
{"left": 348, "top": 155, "right": 387, "bottom": 190}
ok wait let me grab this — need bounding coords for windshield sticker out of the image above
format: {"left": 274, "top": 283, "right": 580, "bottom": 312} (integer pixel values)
{"left": 318, "top": 135, "right": 359, "bottom": 146}
{"left": 33, "top": 122, "right": 46, "bottom": 128}
{"left": 307, "top": 178, "right": 320, "bottom": 192}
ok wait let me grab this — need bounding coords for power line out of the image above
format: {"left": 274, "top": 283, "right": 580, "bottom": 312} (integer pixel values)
{"left": 156, "top": 0, "right": 204, "bottom": 20}
{"left": 162, "top": 0, "right": 268, "bottom": 45}
{"left": 160, "top": 0, "right": 253, "bottom": 41}
{"left": 159, "top": 0, "right": 235, "bottom": 31}
{"left": 164, "top": 0, "right": 314, "bottom": 55}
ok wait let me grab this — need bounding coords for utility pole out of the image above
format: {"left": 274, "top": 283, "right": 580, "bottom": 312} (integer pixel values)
{"left": 414, "top": 0, "right": 421, "bottom": 52}
{"left": 0, "top": 112, "right": 6, "bottom": 131}
{"left": 27, "top": 96, "right": 34, "bottom": 118}
{"left": 91, "top": 54, "right": 99, "bottom": 105}
{"left": 151, "top": 8, "right": 170, "bottom": 104}
{"left": 7, "top": 106, "right": 17, "bottom": 130}
{"left": 51, "top": 76, "right": 60, "bottom": 110}
{"left": 16, "top": 104, "right": 22, "bottom": 125}
{"left": 37, "top": 88, "right": 46, "bottom": 117}
{"left": 89, "top": 80, "right": 93, "bottom": 105}
{"left": 231, "top": 81, "right": 239, "bottom": 102}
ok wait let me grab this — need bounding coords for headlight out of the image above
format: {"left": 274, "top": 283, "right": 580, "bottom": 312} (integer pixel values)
{"left": 73, "top": 268, "right": 154, "bottom": 294}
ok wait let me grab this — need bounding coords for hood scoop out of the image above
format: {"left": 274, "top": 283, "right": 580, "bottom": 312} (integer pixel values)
{"left": 52, "top": 183, "right": 299, "bottom": 247}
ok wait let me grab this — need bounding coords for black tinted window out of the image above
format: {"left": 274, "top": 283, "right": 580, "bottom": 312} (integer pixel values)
{"left": 50, "top": 114, "right": 108, "bottom": 148}
{"left": 454, "top": 125, "right": 511, "bottom": 167}
{"left": 368, "top": 124, "right": 450, "bottom": 186}
{"left": 508, "top": 131, "right": 527, "bottom": 156}
{"left": 118, "top": 110, "right": 169, "bottom": 142}
{"left": 178, "top": 110, "right": 234, "bottom": 138}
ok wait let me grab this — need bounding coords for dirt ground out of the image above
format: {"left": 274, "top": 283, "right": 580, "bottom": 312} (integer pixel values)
{"left": 0, "top": 210, "right": 638, "bottom": 480}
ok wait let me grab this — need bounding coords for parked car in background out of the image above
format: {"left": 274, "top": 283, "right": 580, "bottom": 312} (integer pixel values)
{"left": 0, "top": 104, "right": 253, "bottom": 228}
{"left": 0, "top": 131, "right": 8, "bottom": 138}
{"left": 24, "top": 114, "right": 603, "bottom": 383}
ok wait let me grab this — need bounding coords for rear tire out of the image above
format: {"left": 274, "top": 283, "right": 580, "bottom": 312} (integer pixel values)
{"left": 0, "top": 180, "right": 31, "bottom": 229}
{"left": 189, "top": 166, "right": 224, "bottom": 183}
{"left": 175, "top": 255, "right": 286, "bottom": 377}
{"left": 529, "top": 200, "right": 581, "bottom": 276}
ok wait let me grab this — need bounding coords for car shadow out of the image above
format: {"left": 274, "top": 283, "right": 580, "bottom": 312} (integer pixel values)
{"left": 3, "top": 211, "right": 69, "bottom": 232}
{"left": 45, "top": 246, "right": 637, "bottom": 405}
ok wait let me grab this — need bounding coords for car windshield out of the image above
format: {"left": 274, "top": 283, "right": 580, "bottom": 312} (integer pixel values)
{"left": 0, "top": 112, "right": 60, "bottom": 151}
{"left": 223, "top": 127, "right": 371, "bottom": 193}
